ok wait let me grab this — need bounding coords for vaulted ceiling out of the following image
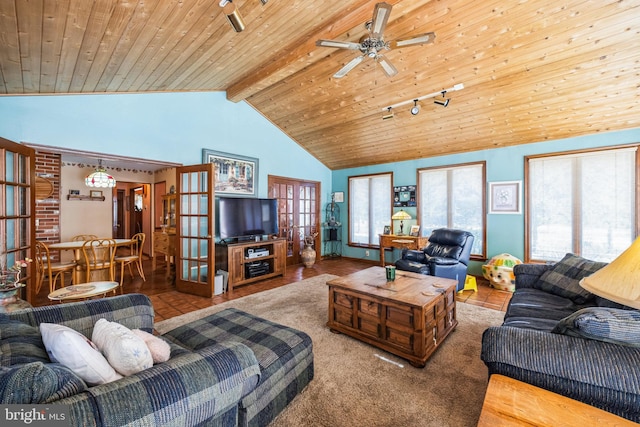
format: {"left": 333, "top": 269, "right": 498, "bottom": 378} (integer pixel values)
{"left": 1, "top": 0, "right": 639, "bottom": 170}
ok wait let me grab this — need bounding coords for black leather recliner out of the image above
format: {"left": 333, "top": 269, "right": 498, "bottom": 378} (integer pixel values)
{"left": 394, "top": 228, "right": 474, "bottom": 292}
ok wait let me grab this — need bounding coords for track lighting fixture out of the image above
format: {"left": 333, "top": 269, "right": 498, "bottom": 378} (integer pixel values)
{"left": 382, "top": 107, "right": 394, "bottom": 120}
{"left": 220, "top": 0, "right": 268, "bottom": 32}
{"left": 220, "top": 0, "right": 245, "bottom": 32}
{"left": 410, "top": 100, "right": 420, "bottom": 115}
{"left": 381, "top": 83, "right": 464, "bottom": 115}
{"left": 434, "top": 91, "right": 450, "bottom": 107}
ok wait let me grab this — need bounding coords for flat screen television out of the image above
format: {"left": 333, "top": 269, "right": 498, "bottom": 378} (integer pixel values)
{"left": 218, "top": 197, "right": 279, "bottom": 242}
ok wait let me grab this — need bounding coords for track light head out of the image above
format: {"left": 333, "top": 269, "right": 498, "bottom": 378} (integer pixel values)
{"left": 382, "top": 107, "right": 394, "bottom": 120}
{"left": 220, "top": 0, "right": 245, "bottom": 32}
{"left": 410, "top": 100, "right": 420, "bottom": 115}
{"left": 434, "top": 91, "right": 450, "bottom": 107}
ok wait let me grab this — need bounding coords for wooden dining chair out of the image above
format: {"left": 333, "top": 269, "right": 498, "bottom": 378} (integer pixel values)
{"left": 81, "top": 239, "right": 116, "bottom": 282}
{"left": 71, "top": 234, "right": 98, "bottom": 241}
{"left": 115, "top": 233, "right": 146, "bottom": 288}
{"left": 35, "top": 241, "right": 76, "bottom": 294}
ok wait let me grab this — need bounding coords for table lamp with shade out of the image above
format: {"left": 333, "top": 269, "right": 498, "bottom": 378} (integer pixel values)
{"left": 391, "top": 210, "right": 412, "bottom": 235}
{"left": 580, "top": 237, "right": 640, "bottom": 309}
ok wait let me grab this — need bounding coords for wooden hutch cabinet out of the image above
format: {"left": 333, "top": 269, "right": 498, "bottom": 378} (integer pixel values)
{"left": 153, "top": 193, "right": 176, "bottom": 271}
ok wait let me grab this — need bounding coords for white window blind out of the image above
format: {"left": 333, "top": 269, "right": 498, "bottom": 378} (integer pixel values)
{"left": 418, "top": 163, "right": 485, "bottom": 256}
{"left": 349, "top": 173, "right": 392, "bottom": 245}
{"left": 528, "top": 147, "right": 636, "bottom": 262}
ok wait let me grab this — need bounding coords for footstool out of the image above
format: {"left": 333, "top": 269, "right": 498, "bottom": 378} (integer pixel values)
{"left": 163, "top": 308, "right": 314, "bottom": 427}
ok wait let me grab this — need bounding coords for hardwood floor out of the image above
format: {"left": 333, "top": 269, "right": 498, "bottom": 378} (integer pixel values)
{"left": 32, "top": 257, "right": 512, "bottom": 322}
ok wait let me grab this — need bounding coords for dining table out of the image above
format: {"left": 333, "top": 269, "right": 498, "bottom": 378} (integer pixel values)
{"left": 48, "top": 238, "right": 134, "bottom": 283}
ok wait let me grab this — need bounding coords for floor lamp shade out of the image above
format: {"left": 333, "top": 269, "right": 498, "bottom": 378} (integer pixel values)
{"left": 580, "top": 237, "right": 640, "bottom": 309}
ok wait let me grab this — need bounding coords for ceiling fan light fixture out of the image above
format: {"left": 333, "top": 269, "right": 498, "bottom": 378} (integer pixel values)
{"left": 410, "top": 100, "right": 420, "bottom": 115}
{"left": 220, "top": 0, "right": 245, "bottom": 32}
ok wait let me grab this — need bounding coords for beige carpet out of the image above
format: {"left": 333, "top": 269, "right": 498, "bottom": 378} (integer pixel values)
{"left": 155, "top": 274, "right": 505, "bottom": 427}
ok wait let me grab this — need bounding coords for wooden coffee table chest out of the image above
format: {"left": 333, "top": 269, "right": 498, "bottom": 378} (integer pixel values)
{"left": 326, "top": 266, "right": 458, "bottom": 368}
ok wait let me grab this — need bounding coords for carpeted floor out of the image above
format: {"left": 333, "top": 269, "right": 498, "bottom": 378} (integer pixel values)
{"left": 155, "top": 274, "right": 505, "bottom": 427}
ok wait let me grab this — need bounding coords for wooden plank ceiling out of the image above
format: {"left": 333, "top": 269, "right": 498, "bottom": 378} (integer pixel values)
{"left": 1, "top": 0, "right": 639, "bottom": 170}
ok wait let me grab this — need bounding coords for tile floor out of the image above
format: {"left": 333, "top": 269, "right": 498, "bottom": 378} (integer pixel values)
{"left": 33, "top": 257, "right": 512, "bottom": 322}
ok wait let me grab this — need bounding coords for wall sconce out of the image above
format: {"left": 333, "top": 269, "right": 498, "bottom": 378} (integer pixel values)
{"left": 410, "top": 100, "right": 420, "bottom": 115}
{"left": 434, "top": 91, "right": 450, "bottom": 107}
{"left": 220, "top": 0, "right": 245, "bottom": 32}
{"left": 382, "top": 107, "right": 394, "bottom": 120}
{"left": 381, "top": 83, "right": 464, "bottom": 115}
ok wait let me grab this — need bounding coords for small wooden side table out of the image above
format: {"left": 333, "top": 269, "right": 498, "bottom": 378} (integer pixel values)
{"left": 48, "top": 281, "right": 119, "bottom": 302}
{"left": 378, "top": 234, "right": 429, "bottom": 266}
{"left": 478, "top": 374, "right": 637, "bottom": 426}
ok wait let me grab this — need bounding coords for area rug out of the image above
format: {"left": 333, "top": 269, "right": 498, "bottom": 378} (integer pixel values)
{"left": 155, "top": 274, "right": 505, "bottom": 427}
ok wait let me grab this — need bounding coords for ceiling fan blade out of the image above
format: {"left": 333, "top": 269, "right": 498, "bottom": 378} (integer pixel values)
{"left": 333, "top": 55, "right": 366, "bottom": 78}
{"left": 377, "top": 56, "right": 398, "bottom": 77}
{"left": 316, "top": 39, "right": 362, "bottom": 50}
{"left": 370, "top": 2, "right": 393, "bottom": 39}
{"left": 391, "top": 32, "right": 436, "bottom": 48}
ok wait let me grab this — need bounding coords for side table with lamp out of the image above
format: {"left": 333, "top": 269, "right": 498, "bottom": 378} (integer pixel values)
{"left": 379, "top": 209, "right": 428, "bottom": 266}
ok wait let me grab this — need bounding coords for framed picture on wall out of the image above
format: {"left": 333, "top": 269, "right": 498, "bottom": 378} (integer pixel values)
{"left": 202, "top": 149, "right": 258, "bottom": 197}
{"left": 489, "top": 181, "right": 522, "bottom": 214}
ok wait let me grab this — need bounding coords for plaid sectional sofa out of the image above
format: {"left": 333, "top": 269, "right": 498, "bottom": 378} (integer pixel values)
{"left": 0, "top": 294, "right": 313, "bottom": 426}
{"left": 481, "top": 256, "right": 640, "bottom": 423}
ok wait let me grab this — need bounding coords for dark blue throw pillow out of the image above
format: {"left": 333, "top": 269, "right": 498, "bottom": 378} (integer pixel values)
{"left": 552, "top": 307, "right": 640, "bottom": 347}
{"left": 533, "top": 253, "right": 607, "bottom": 304}
{"left": 0, "top": 318, "right": 50, "bottom": 366}
{"left": 0, "top": 362, "right": 87, "bottom": 403}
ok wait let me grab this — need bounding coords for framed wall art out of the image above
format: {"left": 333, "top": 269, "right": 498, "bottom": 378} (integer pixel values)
{"left": 489, "top": 180, "right": 522, "bottom": 214}
{"left": 202, "top": 149, "right": 258, "bottom": 197}
{"left": 393, "top": 185, "right": 416, "bottom": 207}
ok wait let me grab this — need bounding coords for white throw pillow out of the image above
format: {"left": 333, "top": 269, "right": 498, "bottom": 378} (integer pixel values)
{"left": 40, "top": 323, "right": 122, "bottom": 386}
{"left": 132, "top": 329, "right": 171, "bottom": 363}
{"left": 92, "top": 319, "right": 153, "bottom": 376}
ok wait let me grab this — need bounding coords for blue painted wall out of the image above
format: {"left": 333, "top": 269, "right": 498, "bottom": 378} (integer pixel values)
{"left": 0, "top": 91, "right": 333, "bottom": 200}
{"left": 332, "top": 128, "right": 640, "bottom": 274}
{"left": 2, "top": 92, "right": 639, "bottom": 271}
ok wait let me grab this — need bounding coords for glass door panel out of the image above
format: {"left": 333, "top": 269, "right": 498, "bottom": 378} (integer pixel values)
{"left": 0, "top": 138, "right": 35, "bottom": 303}
{"left": 175, "top": 163, "right": 215, "bottom": 297}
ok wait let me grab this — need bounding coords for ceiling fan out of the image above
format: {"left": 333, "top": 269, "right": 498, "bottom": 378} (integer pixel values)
{"left": 316, "top": 2, "right": 435, "bottom": 79}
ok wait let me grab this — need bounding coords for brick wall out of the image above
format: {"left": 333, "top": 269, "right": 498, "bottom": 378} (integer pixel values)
{"left": 35, "top": 151, "right": 61, "bottom": 248}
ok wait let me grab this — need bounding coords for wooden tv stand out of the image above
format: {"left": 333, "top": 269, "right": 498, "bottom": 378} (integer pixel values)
{"left": 215, "top": 238, "right": 286, "bottom": 291}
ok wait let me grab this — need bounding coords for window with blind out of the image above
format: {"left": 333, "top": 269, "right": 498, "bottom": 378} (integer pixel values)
{"left": 527, "top": 146, "right": 638, "bottom": 262}
{"left": 349, "top": 173, "right": 392, "bottom": 246}
{"left": 417, "top": 162, "right": 485, "bottom": 257}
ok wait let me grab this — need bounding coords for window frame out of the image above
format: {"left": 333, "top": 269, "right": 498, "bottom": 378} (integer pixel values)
{"left": 525, "top": 143, "right": 640, "bottom": 263}
{"left": 347, "top": 171, "right": 393, "bottom": 248}
{"left": 416, "top": 161, "right": 487, "bottom": 259}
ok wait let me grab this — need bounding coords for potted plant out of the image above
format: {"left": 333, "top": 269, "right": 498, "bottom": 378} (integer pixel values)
{"left": 0, "top": 258, "right": 32, "bottom": 305}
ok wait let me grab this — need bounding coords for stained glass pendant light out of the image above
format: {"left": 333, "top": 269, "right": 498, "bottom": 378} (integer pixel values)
{"left": 85, "top": 160, "right": 116, "bottom": 188}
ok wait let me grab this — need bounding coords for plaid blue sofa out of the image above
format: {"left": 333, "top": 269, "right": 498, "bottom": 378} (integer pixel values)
{"left": 0, "top": 294, "right": 313, "bottom": 426}
{"left": 481, "top": 257, "right": 640, "bottom": 423}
